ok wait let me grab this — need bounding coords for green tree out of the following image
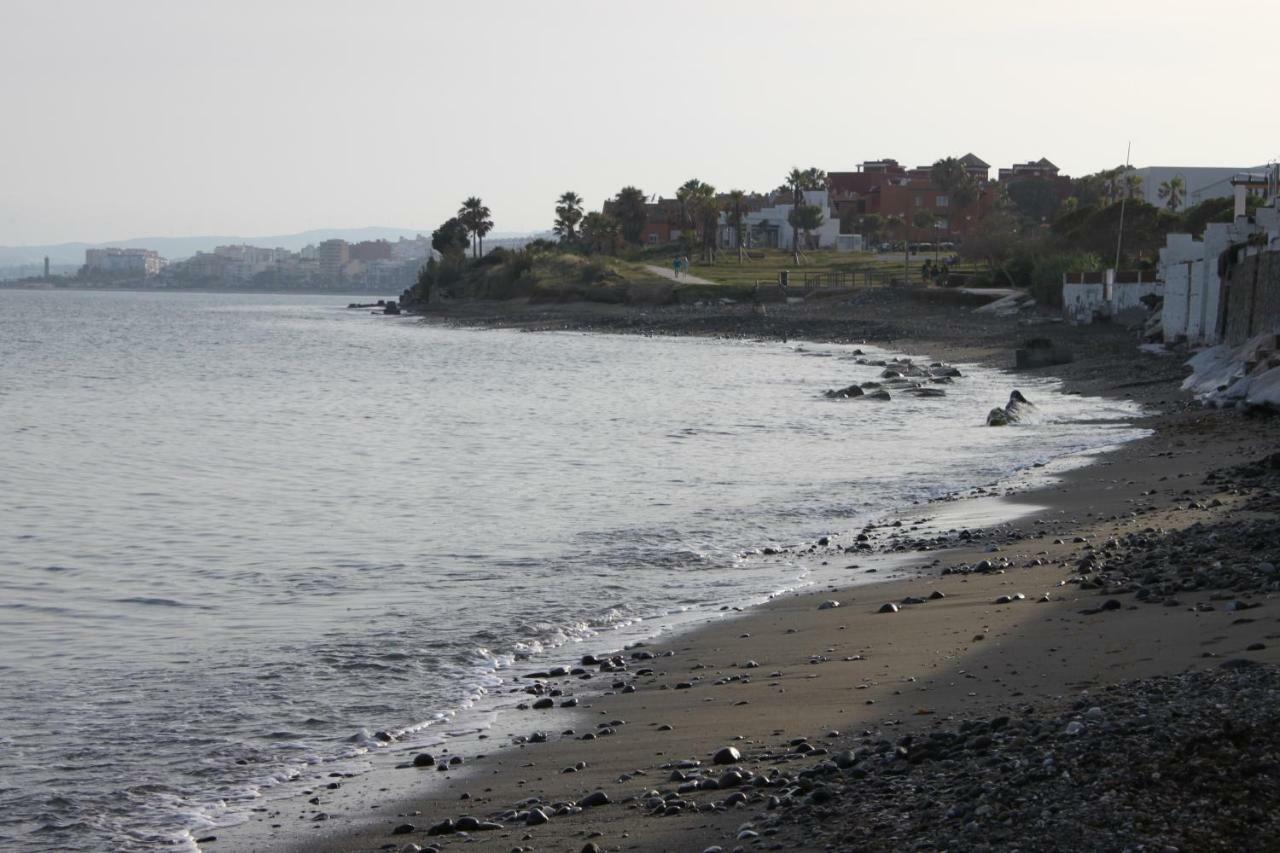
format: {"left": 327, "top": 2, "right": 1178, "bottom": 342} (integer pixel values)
{"left": 1051, "top": 200, "right": 1178, "bottom": 263}
{"left": 553, "top": 191, "right": 584, "bottom": 244}
{"left": 580, "top": 211, "right": 621, "bottom": 255}
{"left": 674, "top": 179, "right": 720, "bottom": 261}
{"left": 1124, "top": 173, "right": 1144, "bottom": 200}
{"left": 459, "top": 196, "right": 493, "bottom": 258}
{"left": 1005, "top": 179, "right": 1062, "bottom": 224}
{"left": 788, "top": 204, "right": 825, "bottom": 253}
{"left": 725, "top": 189, "right": 748, "bottom": 263}
{"left": 1157, "top": 176, "right": 1185, "bottom": 212}
{"left": 884, "top": 214, "right": 905, "bottom": 244}
{"left": 431, "top": 216, "right": 470, "bottom": 259}
{"left": 960, "top": 201, "right": 1023, "bottom": 286}
{"left": 1180, "top": 194, "right": 1264, "bottom": 236}
{"left": 858, "top": 214, "right": 884, "bottom": 245}
{"left": 675, "top": 178, "right": 706, "bottom": 232}
{"left": 931, "top": 157, "right": 979, "bottom": 234}
{"left": 780, "top": 167, "right": 827, "bottom": 262}
{"left": 612, "top": 186, "right": 648, "bottom": 244}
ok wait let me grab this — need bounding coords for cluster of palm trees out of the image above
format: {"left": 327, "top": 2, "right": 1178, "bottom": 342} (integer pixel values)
{"left": 550, "top": 168, "right": 835, "bottom": 265}
{"left": 457, "top": 197, "right": 494, "bottom": 257}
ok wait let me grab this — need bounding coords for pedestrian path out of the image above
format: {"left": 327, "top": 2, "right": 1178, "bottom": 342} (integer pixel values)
{"left": 643, "top": 264, "right": 715, "bottom": 285}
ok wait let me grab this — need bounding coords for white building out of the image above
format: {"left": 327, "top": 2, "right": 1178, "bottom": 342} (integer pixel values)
{"left": 212, "top": 244, "right": 291, "bottom": 282}
{"left": 726, "top": 190, "right": 842, "bottom": 251}
{"left": 1158, "top": 175, "right": 1280, "bottom": 344}
{"left": 84, "top": 247, "right": 165, "bottom": 277}
{"left": 1127, "top": 164, "right": 1274, "bottom": 209}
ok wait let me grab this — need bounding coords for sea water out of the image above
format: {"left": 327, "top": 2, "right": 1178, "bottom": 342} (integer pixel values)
{"left": 0, "top": 290, "right": 1145, "bottom": 850}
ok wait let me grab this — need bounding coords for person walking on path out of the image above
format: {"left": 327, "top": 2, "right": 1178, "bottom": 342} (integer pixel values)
{"left": 673, "top": 256, "right": 681, "bottom": 279}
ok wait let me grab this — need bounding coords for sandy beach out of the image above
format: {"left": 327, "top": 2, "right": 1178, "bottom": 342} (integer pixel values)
{"left": 210, "top": 294, "right": 1280, "bottom": 853}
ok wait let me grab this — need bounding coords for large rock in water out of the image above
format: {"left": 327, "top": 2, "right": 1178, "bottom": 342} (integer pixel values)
{"left": 823, "top": 383, "right": 864, "bottom": 399}
{"left": 986, "top": 390, "right": 1036, "bottom": 426}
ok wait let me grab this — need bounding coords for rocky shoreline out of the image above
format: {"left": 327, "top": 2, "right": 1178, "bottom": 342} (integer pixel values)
{"left": 211, "top": 296, "right": 1280, "bottom": 853}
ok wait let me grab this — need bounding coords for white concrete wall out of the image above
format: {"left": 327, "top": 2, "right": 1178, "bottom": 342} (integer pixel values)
{"left": 1161, "top": 254, "right": 1192, "bottom": 342}
{"left": 835, "top": 234, "right": 864, "bottom": 253}
{"left": 1064, "top": 282, "right": 1105, "bottom": 324}
{"left": 1113, "top": 282, "right": 1163, "bottom": 311}
{"left": 1158, "top": 219, "right": 1267, "bottom": 344}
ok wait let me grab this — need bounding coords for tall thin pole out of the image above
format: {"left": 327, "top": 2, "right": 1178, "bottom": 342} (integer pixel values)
{"left": 1114, "top": 141, "right": 1132, "bottom": 272}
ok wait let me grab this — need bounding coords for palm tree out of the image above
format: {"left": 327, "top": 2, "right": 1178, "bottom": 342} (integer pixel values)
{"left": 885, "top": 214, "right": 905, "bottom": 244}
{"left": 580, "top": 211, "right": 621, "bottom": 255}
{"left": 725, "top": 190, "right": 747, "bottom": 263}
{"left": 692, "top": 182, "right": 719, "bottom": 263}
{"left": 676, "top": 179, "right": 705, "bottom": 233}
{"left": 931, "top": 157, "right": 978, "bottom": 235}
{"left": 779, "top": 166, "right": 829, "bottom": 262}
{"left": 859, "top": 214, "right": 884, "bottom": 246}
{"left": 1124, "top": 173, "right": 1143, "bottom": 200}
{"left": 553, "top": 191, "right": 584, "bottom": 244}
{"left": 474, "top": 207, "right": 493, "bottom": 256}
{"left": 784, "top": 167, "right": 806, "bottom": 263}
{"left": 458, "top": 197, "right": 493, "bottom": 258}
{"left": 612, "top": 186, "right": 648, "bottom": 244}
{"left": 458, "top": 196, "right": 486, "bottom": 258}
{"left": 1158, "top": 176, "right": 1185, "bottom": 212}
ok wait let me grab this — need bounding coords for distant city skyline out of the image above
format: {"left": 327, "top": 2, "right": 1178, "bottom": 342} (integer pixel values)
{"left": 3, "top": 0, "right": 1277, "bottom": 246}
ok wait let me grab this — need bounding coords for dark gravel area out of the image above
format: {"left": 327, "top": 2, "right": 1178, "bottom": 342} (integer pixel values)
{"left": 739, "top": 662, "right": 1280, "bottom": 853}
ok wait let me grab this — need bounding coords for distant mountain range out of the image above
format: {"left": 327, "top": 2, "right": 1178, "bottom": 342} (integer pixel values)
{"left": 0, "top": 226, "right": 541, "bottom": 268}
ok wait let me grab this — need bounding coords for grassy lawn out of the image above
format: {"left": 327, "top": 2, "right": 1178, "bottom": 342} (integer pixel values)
{"left": 673, "top": 249, "right": 984, "bottom": 288}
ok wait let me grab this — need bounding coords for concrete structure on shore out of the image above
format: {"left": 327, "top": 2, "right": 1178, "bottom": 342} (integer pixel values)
{"left": 1158, "top": 172, "right": 1280, "bottom": 344}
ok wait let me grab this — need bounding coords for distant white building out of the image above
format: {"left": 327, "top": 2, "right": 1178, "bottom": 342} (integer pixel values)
{"left": 212, "top": 244, "right": 291, "bottom": 282}
{"left": 724, "top": 190, "right": 842, "bottom": 251}
{"left": 84, "top": 247, "right": 164, "bottom": 277}
{"left": 1127, "top": 164, "right": 1273, "bottom": 210}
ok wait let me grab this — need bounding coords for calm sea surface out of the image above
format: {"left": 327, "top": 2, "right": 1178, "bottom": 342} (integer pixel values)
{"left": 0, "top": 290, "right": 1145, "bottom": 850}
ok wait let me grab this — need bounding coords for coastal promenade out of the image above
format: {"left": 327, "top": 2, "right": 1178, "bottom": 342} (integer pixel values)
{"left": 642, "top": 263, "right": 715, "bottom": 285}
{"left": 214, "top": 294, "right": 1280, "bottom": 853}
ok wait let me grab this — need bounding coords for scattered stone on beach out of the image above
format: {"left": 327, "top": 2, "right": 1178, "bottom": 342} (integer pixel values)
{"left": 412, "top": 753, "right": 435, "bottom": 767}
{"left": 713, "top": 746, "right": 743, "bottom": 765}
{"left": 742, "top": 665, "right": 1280, "bottom": 852}
{"left": 928, "top": 590, "right": 946, "bottom": 600}
{"left": 818, "top": 600, "right": 841, "bottom": 610}
{"left": 878, "top": 603, "right": 899, "bottom": 613}
{"left": 391, "top": 823, "right": 415, "bottom": 835}
{"left": 579, "top": 790, "right": 610, "bottom": 808}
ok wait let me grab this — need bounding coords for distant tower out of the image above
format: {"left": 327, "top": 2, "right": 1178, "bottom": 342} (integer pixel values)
{"left": 43, "top": 256, "right": 50, "bottom": 279}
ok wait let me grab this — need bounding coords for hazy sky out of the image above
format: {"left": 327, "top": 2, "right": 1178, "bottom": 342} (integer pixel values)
{"left": 2, "top": 0, "right": 1277, "bottom": 246}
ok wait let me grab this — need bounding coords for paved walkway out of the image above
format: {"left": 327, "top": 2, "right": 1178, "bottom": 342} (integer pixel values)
{"left": 643, "top": 264, "right": 716, "bottom": 285}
